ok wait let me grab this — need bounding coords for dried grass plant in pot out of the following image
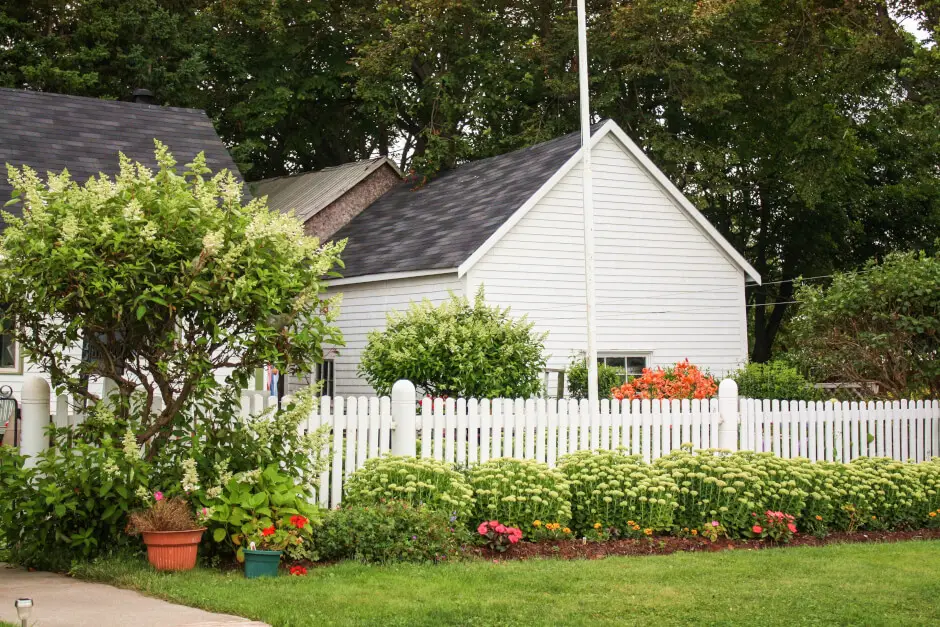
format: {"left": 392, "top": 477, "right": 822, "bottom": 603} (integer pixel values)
{"left": 127, "top": 493, "right": 206, "bottom": 571}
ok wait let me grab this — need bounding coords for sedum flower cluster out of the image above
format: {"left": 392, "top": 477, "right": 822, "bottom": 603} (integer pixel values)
{"left": 559, "top": 449, "right": 678, "bottom": 536}
{"left": 469, "top": 458, "right": 571, "bottom": 536}
{"left": 343, "top": 456, "right": 474, "bottom": 521}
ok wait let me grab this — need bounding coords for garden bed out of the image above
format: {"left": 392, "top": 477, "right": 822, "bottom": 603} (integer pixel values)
{"left": 472, "top": 527, "right": 940, "bottom": 561}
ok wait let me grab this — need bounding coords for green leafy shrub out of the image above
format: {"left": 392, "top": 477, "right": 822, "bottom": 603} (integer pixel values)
{"left": 730, "top": 361, "right": 821, "bottom": 401}
{"left": 0, "top": 145, "right": 344, "bottom": 454}
{"left": 316, "top": 501, "right": 467, "bottom": 564}
{"left": 359, "top": 286, "right": 547, "bottom": 398}
{"left": 343, "top": 456, "right": 474, "bottom": 521}
{"left": 203, "top": 463, "right": 320, "bottom": 563}
{"left": 566, "top": 358, "right": 625, "bottom": 400}
{"left": 559, "top": 450, "right": 678, "bottom": 536}
{"left": 0, "top": 418, "right": 152, "bottom": 570}
{"left": 469, "top": 458, "right": 571, "bottom": 535}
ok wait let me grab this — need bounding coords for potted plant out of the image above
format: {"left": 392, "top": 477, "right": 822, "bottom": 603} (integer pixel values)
{"left": 127, "top": 492, "right": 206, "bottom": 571}
{"left": 242, "top": 514, "right": 310, "bottom": 579}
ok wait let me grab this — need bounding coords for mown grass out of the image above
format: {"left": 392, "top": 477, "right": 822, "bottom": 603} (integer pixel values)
{"left": 72, "top": 541, "right": 940, "bottom": 627}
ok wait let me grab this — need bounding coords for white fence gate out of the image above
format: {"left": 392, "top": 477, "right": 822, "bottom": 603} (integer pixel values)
{"left": 18, "top": 376, "right": 940, "bottom": 508}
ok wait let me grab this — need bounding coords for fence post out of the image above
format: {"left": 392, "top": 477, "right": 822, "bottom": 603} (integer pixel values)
{"left": 391, "top": 379, "right": 417, "bottom": 457}
{"left": 718, "top": 378, "right": 739, "bottom": 452}
{"left": 21, "top": 375, "right": 51, "bottom": 467}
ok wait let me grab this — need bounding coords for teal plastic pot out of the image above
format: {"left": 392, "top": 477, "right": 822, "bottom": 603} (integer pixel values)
{"left": 243, "top": 549, "right": 282, "bottom": 579}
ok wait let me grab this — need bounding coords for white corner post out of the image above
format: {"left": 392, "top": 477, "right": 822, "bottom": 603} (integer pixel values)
{"left": 390, "top": 379, "right": 417, "bottom": 457}
{"left": 717, "top": 378, "right": 739, "bottom": 452}
{"left": 577, "top": 0, "right": 599, "bottom": 409}
{"left": 20, "top": 375, "right": 51, "bottom": 467}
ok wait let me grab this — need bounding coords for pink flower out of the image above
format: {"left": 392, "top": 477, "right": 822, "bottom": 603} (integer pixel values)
{"left": 201, "top": 507, "right": 208, "bottom": 516}
{"left": 154, "top": 491, "right": 164, "bottom": 501}
{"left": 787, "top": 523, "right": 797, "bottom": 534}
{"left": 488, "top": 520, "right": 499, "bottom": 527}
{"left": 508, "top": 535, "right": 520, "bottom": 544}
{"left": 711, "top": 521, "right": 720, "bottom": 527}
{"left": 477, "top": 523, "right": 489, "bottom": 535}
{"left": 752, "top": 525, "right": 763, "bottom": 534}
{"left": 495, "top": 524, "right": 507, "bottom": 534}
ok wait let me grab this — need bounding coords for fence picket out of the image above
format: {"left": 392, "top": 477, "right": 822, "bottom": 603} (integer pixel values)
{"left": 479, "top": 399, "right": 491, "bottom": 464}
{"left": 467, "top": 398, "right": 479, "bottom": 465}
{"left": 547, "top": 398, "right": 557, "bottom": 466}
{"left": 330, "top": 397, "right": 344, "bottom": 509}
{"left": 536, "top": 398, "right": 548, "bottom": 464}
{"left": 420, "top": 398, "right": 432, "bottom": 459}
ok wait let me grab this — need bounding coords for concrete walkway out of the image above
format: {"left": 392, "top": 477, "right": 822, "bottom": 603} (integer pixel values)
{"left": 0, "top": 565, "right": 270, "bottom": 627}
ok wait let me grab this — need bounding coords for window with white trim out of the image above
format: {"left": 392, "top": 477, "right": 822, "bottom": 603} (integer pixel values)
{"left": 315, "top": 359, "right": 335, "bottom": 398}
{"left": 598, "top": 353, "right": 649, "bottom": 383}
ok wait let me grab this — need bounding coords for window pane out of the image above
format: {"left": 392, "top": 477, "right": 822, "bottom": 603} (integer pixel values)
{"left": 604, "top": 357, "right": 626, "bottom": 369}
{"left": 627, "top": 356, "right": 647, "bottom": 374}
{"left": 0, "top": 335, "right": 14, "bottom": 368}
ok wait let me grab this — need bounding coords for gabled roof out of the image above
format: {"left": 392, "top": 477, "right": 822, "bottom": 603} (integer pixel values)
{"left": 0, "top": 88, "right": 241, "bottom": 221}
{"left": 254, "top": 158, "right": 400, "bottom": 223}
{"left": 331, "top": 120, "right": 760, "bottom": 285}
{"left": 331, "top": 129, "right": 586, "bottom": 280}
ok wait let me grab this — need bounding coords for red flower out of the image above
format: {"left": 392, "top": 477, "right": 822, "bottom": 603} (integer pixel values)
{"left": 787, "top": 523, "right": 798, "bottom": 534}
{"left": 261, "top": 525, "right": 276, "bottom": 537}
{"left": 289, "top": 515, "right": 309, "bottom": 529}
{"left": 289, "top": 565, "right": 307, "bottom": 576}
{"left": 477, "top": 522, "right": 489, "bottom": 535}
{"left": 752, "top": 525, "right": 763, "bottom": 534}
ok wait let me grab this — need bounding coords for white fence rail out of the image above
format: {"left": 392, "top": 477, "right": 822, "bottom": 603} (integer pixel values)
{"left": 18, "top": 376, "right": 940, "bottom": 507}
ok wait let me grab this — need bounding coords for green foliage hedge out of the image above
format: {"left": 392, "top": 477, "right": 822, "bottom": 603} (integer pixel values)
{"left": 566, "top": 358, "right": 626, "bottom": 400}
{"left": 315, "top": 501, "right": 467, "bottom": 564}
{"left": 342, "top": 456, "right": 474, "bottom": 521}
{"left": 730, "top": 361, "right": 821, "bottom": 401}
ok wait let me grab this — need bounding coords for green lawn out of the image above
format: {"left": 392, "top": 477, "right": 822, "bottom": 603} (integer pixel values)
{"left": 73, "top": 541, "right": 940, "bottom": 627}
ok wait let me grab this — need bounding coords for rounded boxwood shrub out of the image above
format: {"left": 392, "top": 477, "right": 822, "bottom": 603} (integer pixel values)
{"left": 469, "top": 458, "right": 571, "bottom": 535}
{"left": 559, "top": 450, "right": 678, "bottom": 536}
{"left": 730, "top": 361, "right": 820, "bottom": 401}
{"left": 342, "top": 456, "right": 474, "bottom": 521}
{"left": 316, "top": 500, "right": 467, "bottom": 564}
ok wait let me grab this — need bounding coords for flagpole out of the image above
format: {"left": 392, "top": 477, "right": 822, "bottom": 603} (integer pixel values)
{"left": 577, "top": 0, "right": 599, "bottom": 408}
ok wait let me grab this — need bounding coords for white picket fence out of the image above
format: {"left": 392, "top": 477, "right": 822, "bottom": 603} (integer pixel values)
{"left": 18, "top": 376, "right": 940, "bottom": 509}
{"left": 291, "top": 385, "right": 940, "bottom": 508}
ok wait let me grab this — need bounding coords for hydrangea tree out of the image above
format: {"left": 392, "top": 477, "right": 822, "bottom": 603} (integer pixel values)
{"left": 358, "top": 286, "right": 546, "bottom": 398}
{"left": 0, "top": 142, "right": 345, "bottom": 450}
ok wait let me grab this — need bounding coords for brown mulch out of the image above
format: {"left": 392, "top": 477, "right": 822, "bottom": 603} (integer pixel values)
{"left": 473, "top": 527, "right": 940, "bottom": 561}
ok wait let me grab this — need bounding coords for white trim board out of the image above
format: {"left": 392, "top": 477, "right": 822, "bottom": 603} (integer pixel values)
{"left": 327, "top": 267, "right": 458, "bottom": 287}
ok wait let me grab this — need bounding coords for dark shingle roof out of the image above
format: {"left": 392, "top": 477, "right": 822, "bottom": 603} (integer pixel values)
{"left": 331, "top": 129, "right": 584, "bottom": 278}
{"left": 0, "top": 88, "right": 240, "bottom": 221}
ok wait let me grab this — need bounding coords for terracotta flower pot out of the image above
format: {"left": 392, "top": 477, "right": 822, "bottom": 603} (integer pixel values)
{"left": 141, "top": 528, "right": 206, "bottom": 571}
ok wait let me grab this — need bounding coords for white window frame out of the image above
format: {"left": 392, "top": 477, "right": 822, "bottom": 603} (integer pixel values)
{"left": 597, "top": 352, "right": 652, "bottom": 383}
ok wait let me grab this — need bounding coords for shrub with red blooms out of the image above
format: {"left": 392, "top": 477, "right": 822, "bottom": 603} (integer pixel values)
{"left": 477, "top": 520, "right": 523, "bottom": 553}
{"left": 612, "top": 360, "right": 717, "bottom": 401}
{"left": 745, "top": 510, "right": 798, "bottom": 543}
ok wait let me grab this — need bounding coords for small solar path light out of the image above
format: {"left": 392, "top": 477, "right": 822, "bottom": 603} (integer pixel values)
{"left": 14, "top": 598, "right": 32, "bottom": 627}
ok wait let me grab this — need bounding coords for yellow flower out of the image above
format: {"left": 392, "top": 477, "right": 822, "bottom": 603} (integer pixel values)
{"left": 929, "top": 512, "right": 937, "bottom": 518}
{"left": 563, "top": 528, "right": 571, "bottom": 534}
{"left": 871, "top": 516, "right": 877, "bottom": 520}
{"left": 627, "top": 520, "right": 635, "bottom": 526}
{"left": 533, "top": 520, "right": 542, "bottom": 527}
{"left": 593, "top": 523, "right": 602, "bottom": 530}
{"left": 691, "top": 529, "right": 698, "bottom": 536}
{"left": 644, "top": 528, "right": 653, "bottom": 536}
{"left": 815, "top": 515, "right": 822, "bottom": 521}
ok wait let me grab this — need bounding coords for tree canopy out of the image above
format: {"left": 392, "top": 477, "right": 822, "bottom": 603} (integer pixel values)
{"left": 789, "top": 250, "right": 940, "bottom": 399}
{"left": 1, "top": 0, "right": 938, "bottom": 359}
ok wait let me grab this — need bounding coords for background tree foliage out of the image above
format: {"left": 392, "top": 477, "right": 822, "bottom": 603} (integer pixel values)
{"left": 1, "top": 0, "right": 937, "bottom": 360}
{"left": 789, "top": 250, "right": 940, "bottom": 399}
{"left": 359, "top": 288, "right": 547, "bottom": 398}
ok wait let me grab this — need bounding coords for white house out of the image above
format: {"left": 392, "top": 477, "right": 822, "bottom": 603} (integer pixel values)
{"left": 317, "top": 120, "right": 761, "bottom": 397}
